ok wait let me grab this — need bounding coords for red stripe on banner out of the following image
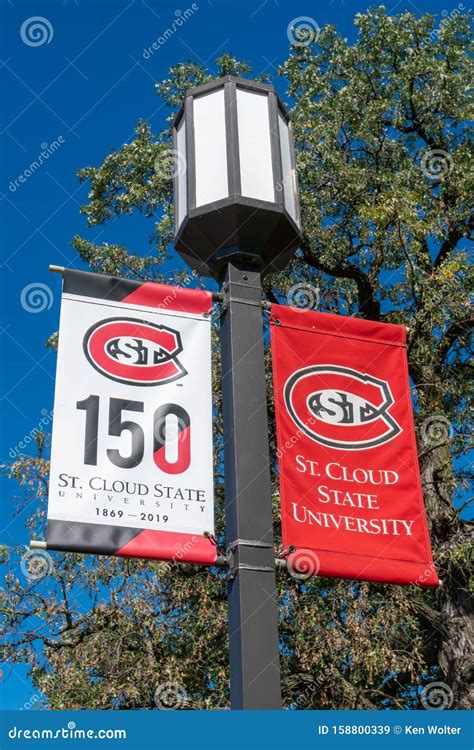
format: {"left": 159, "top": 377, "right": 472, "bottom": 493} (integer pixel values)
{"left": 115, "top": 529, "right": 217, "bottom": 565}
{"left": 271, "top": 303, "right": 438, "bottom": 588}
{"left": 122, "top": 282, "right": 212, "bottom": 315}
{"left": 286, "top": 549, "right": 438, "bottom": 587}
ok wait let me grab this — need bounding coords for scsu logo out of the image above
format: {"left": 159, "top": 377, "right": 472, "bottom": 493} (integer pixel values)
{"left": 83, "top": 317, "right": 186, "bottom": 386}
{"left": 284, "top": 365, "right": 402, "bottom": 450}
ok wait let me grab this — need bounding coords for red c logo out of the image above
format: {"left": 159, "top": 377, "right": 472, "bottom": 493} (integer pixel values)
{"left": 284, "top": 365, "right": 402, "bottom": 450}
{"left": 83, "top": 318, "right": 186, "bottom": 386}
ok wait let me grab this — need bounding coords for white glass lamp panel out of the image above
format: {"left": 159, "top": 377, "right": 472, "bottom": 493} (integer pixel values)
{"left": 193, "top": 89, "right": 229, "bottom": 207}
{"left": 278, "top": 113, "right": 298, "bottom": 224}
{"left": 236, "top": 89, "right": 275, "bottom": 203}
{"left": 176, "top": 116, "right": 187, "bottom": 228}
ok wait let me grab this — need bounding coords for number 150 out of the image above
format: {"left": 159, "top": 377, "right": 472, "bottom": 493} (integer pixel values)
{"left": 76, "top": 395, "right": 191, "bottom": 474}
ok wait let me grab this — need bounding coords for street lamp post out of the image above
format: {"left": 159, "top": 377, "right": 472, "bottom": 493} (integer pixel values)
{"left": 173, "top": 75, "right": 301, "bottom": 709}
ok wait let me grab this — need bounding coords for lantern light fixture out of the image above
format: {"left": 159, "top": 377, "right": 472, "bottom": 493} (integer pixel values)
{"left": 172, "top": 75, "right": 301, "bottom": 278}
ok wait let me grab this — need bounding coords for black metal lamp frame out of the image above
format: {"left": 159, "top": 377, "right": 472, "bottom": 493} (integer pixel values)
{"left": 173, "top": 75, "right": 301, "bottom": 279}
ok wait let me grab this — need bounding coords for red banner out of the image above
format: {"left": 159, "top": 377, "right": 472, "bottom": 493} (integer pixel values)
{"left": 271, "top": 304, "right": 438, "bottom": 587}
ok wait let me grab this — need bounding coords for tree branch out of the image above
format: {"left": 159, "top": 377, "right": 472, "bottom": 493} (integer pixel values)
{"left": 300, "top": 238, "right": 381, "bottom": 320}
{"left": 437, "top": 319, "right": 474, "bottom": 362}
{"left": 434, "top": 216, "right": 474, "bottom": 268}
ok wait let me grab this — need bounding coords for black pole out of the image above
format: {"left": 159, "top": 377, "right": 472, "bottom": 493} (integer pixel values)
{"left": 219, "top": 258, "right": 281, "bottom": 710}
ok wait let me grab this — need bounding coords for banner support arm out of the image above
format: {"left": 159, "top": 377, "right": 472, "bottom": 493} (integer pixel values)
{"left": 29, "top": 540, "right": 289, "bottom": 572}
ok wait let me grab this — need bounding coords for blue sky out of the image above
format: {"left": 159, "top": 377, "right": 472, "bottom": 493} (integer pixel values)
{"left": 0, "top": 0, "right": 463, "bottom": 711}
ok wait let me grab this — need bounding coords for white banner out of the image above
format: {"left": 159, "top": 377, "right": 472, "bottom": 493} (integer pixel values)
{"left": 47, "top": 272, "right": 216, "bottom": 564}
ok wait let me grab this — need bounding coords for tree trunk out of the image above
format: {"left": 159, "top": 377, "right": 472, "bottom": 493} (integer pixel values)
{"left": 417, "top": 368, "right": 473, "bottom": 709}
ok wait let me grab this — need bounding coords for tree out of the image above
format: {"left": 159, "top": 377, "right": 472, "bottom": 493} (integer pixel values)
{"left": 2, "top": 8, "right": 472, "bottom": 710}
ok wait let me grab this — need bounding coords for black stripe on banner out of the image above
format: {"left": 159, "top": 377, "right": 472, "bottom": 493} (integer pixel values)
{"left": 63, "top": 269, "right": 142, "bottom": 302}
{"left": 46, "top": 519, "right": 142, "bottom": 555}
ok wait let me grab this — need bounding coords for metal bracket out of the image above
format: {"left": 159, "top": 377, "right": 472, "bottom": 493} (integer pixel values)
{"left": 229, "top": 297, "right": 263, "bottom": 308}
{"left": 220, "top": 283, "right": 229, "bottom": 313}
{"left": 229, "top": 564, "right": 274, "bottom": 579}
{"left": 227, "top": 560, "right": 275, "bottom": 580}
{"left": 220, "top": 283, "right": 271, "bottom": 314}
{"left": 227, "top": 538, "right": 273, "bottom": 553}
{"left": 226, "top": 538, "right": 275, "bottom": 579}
